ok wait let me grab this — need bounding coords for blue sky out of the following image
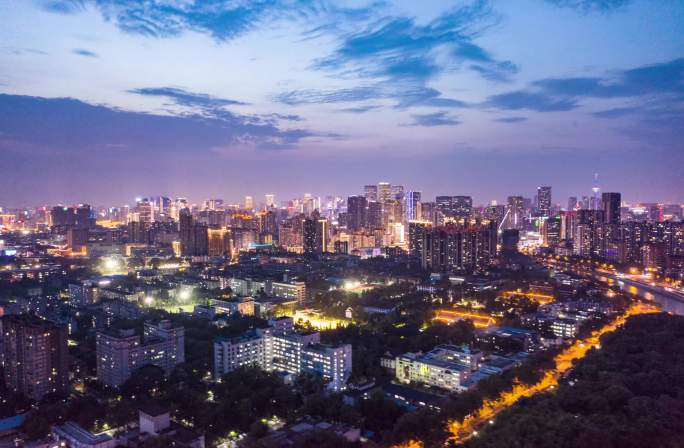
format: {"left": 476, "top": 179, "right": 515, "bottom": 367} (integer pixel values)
{"left": 0, "top": 0, "right": 683, "bottom": 206}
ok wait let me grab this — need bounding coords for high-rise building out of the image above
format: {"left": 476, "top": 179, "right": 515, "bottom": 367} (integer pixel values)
{"left": 602, "top": 192, "right": 622, "bottom": 225}
{"left": 417, "top": 220, "right": 497, "bottom": 271}
{"left": 537, "top": 186, "right": 552, "bottom": 217}
{"left": 244, "top": 196, "right": 254, "bottom": 210}
{"left": 366, "top": 201, "right": 383, "bottom": 229}
{"left": 363, "top": 185, "right": 378, "bottom": 202}
{"left": 567, "top": 196, "right": 578, "bottom": 211}
{"left": 436, "top": 196, "right": 472, "bottom": 219}
{"left": 377, "top": 182, "right": 392, "bottom": 203}
{"left": 265, "top": 194, "right": 275, "bottom": 208}
{"left": 391, "top": 185, "right": 405, "bottom": 201}
{"left": 179, "top": 210, "right": 208, "bottom": 256}
{"left": 405, "top": 191, "right": 421, "bottom": 221}
{"left": 1, "top": 315, "right": 68, "bottom": 400}
{"left": 135, "top": 198, "right": 154, "bottom": 223}
{"left": 207, "top": 228, "right": 232, "bottom": 257}
{"left": 506, "top": 196, "right": 524, "bottom": 230}
{"left": 96, "top": 320, "right": 184, "bottom": 387}
{"left": 346, "top": 196, "right": 367, "bottom": 231}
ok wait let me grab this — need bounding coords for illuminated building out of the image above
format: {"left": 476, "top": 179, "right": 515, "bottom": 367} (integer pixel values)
{"left": 244, "top": 195, "right": 254, "bottom": 210}
{"left": 419, "top": 221, "right": 498, "bottom": 271}
{"left": 207, "top": 228, "right": 232, "bottom": 257}
{"left": 408, "top": 220, "right": 431, "bottom": 262}
{"left": 179, "top": 210, "right": 208, "bottom": 256}
{"left": 506, "top": 196, "right": 524, "bottom": 230}
{"left": 265, "top": 193, "right": 275, "bottom": 208}
{"left": 537, "top": 186, "right": 552, "bottom": 217}
{"left": 135, "top": 198, "right": 154, "bottom": 223}
{"left": 405, "top": 191, "right": 421, "bottom": 221}
{"left": 436, "top": 196, "right": 472, "bottom": 219}
{"left": 96, "top": 320, "right": 185, "bottom": 387}
{"left": 67, "top": 227, "right": 89, "bottom": 252}
{"left": 213, "top": 317, "right": 352, "bottom": 390}
{"left": 364, "top": 185, "right": 378, "bottom": 202}
{"left": 543, "top": 215, "right": 562, "bottom": 247}
{"left": 377, "top": 182, "right": 392, "bottom": 203}
{"left": 50, "top": 204, "right": 94, "bottom": 231}
{"left": 0, "top": 315, "right": 68, "bottom": 400}
{"left": 551, "top": 318, "right": 579, "bottom": 338}
{"left": 395, "top": 345, "right": 477, "bottom": 392}
{"left": 366, "top": 201, "right": 383, "bottom": 229}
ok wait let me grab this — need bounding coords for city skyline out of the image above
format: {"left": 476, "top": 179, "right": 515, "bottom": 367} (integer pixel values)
{"left": 1, "top": 0, "right": 683, "bottom": 205}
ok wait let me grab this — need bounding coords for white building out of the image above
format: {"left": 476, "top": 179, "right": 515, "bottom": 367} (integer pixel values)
{"left": 394, "top": 345, "right": 481, "bottom": 392}
{"left": 213, "top": 317, "right": 351, "bottom": 391}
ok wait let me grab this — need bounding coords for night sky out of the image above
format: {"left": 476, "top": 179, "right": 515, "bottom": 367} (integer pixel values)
{"left": 1, "top": 0, "right": 683, "bottom": 207}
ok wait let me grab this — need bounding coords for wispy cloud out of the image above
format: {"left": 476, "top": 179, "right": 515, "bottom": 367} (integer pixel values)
{"left": 39, "top": 0, "right": 382, "bottom": 42}
{"left": 545, "top": 0, "right": 632, "bottom": 14}
{"left": 313, "top": 1, "right": 516, "bottom": 85}
{"left": 129, "top": 87, "right": 248, "bottom": 108}
{"left": 484, "top": 91, "right": 576, "bottom": 112}
{"left": 406, "top": 111, "right": 460, "bottom": 127}
{"left": 72, "top": 48, "right": 97, "bottom": 57}
{"left": 495, "top": 116, "right": 527, "bottom": 123}
{"left": 275, "top": 82, "right": 467, "bottom": 109}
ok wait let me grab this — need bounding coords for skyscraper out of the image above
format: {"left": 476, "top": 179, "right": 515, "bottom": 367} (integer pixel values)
{"left": 405, "top": 191, "right": 421, "bottom": 221}
{"left": 506, "top": 196, "right": 524, "bottom": 230}
{"left": 244, "top": 196, "right": 254, "bottom": 210}
{"left": 436, "top": 196, "right": 472, "bottom": 219}
{"left": 568, "top": 196, "right": 578, "bottom": 211}
{"left": 265, "top": 194, "right": 275, "bottom": 208}
{"left": 347, "top": 196, "right": 367, "bottom": 231}
{"left": 602, "top": 192, "right": 622, "bottom": 225}
{"left": 364, "top": 185, "right": 378, "bottom": 202}
{"left": 537, "top": 186, "right": 552, "bottom": 217}
{"left": 377, "top": 182, "right": 392, "bottom": 203}
{"left": 1, "top": 315, "right": 68, "bottom": 400}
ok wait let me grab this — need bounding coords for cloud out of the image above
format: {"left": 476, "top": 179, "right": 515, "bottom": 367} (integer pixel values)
{"left": 38, "top": 0, "right": 85, "bottom": 14}
{"left": 407, "top": 111, "right": 460, "bottom": 127}
{"left": 129, "top": 87, "right": 247, "bottom": 108}
{"left": 39, "top": 0, "right": 382, "bottom": 42}
{"left": 314, "top": 1, "right": 516, "bottom": 85}
{"left": 484, "top": 91, "right": 576, "bottom": 112}
{"left": 72, "top": 48, "right": 98, "bottom": 57}
{"left": 544, "top": 0, "right": 632, "bottom": 14}
{"left": 533, "top": 58, "right": 684, "bottom": 98}
{"left": 275, "top": 83, "right": 467, "bottom": 109}
{"left": 483, "top": 58, "right": 684, "bottom": 115}
{"left": 495, "top": 116, "right": 527, "bottom": 123}
{"left": 0, "top": 93, "right": 314, "bottom": 153}
{"left": 339, "top": 105, "right": 381, "bottom": 113}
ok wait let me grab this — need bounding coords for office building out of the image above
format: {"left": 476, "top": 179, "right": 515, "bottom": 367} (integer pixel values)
{"left": 506, "top": 196, "right": 524, "bottom": 230}
{"left": 537, "top": 186, "right": 552, "bottom": 217}
{"left": 405, "top": 191, "right": 421, "bottom": 221}
{"left": 363, "top": 185, "right": 378, "bottom": 202}
{"left": 1, "top": 314, "right": 68, "bottom": 400}
{"left": 602, "top": 192, "right": 622, "bottom": 225}
{"left": 346, "top": 196, "right": 367, "bottom": 231}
